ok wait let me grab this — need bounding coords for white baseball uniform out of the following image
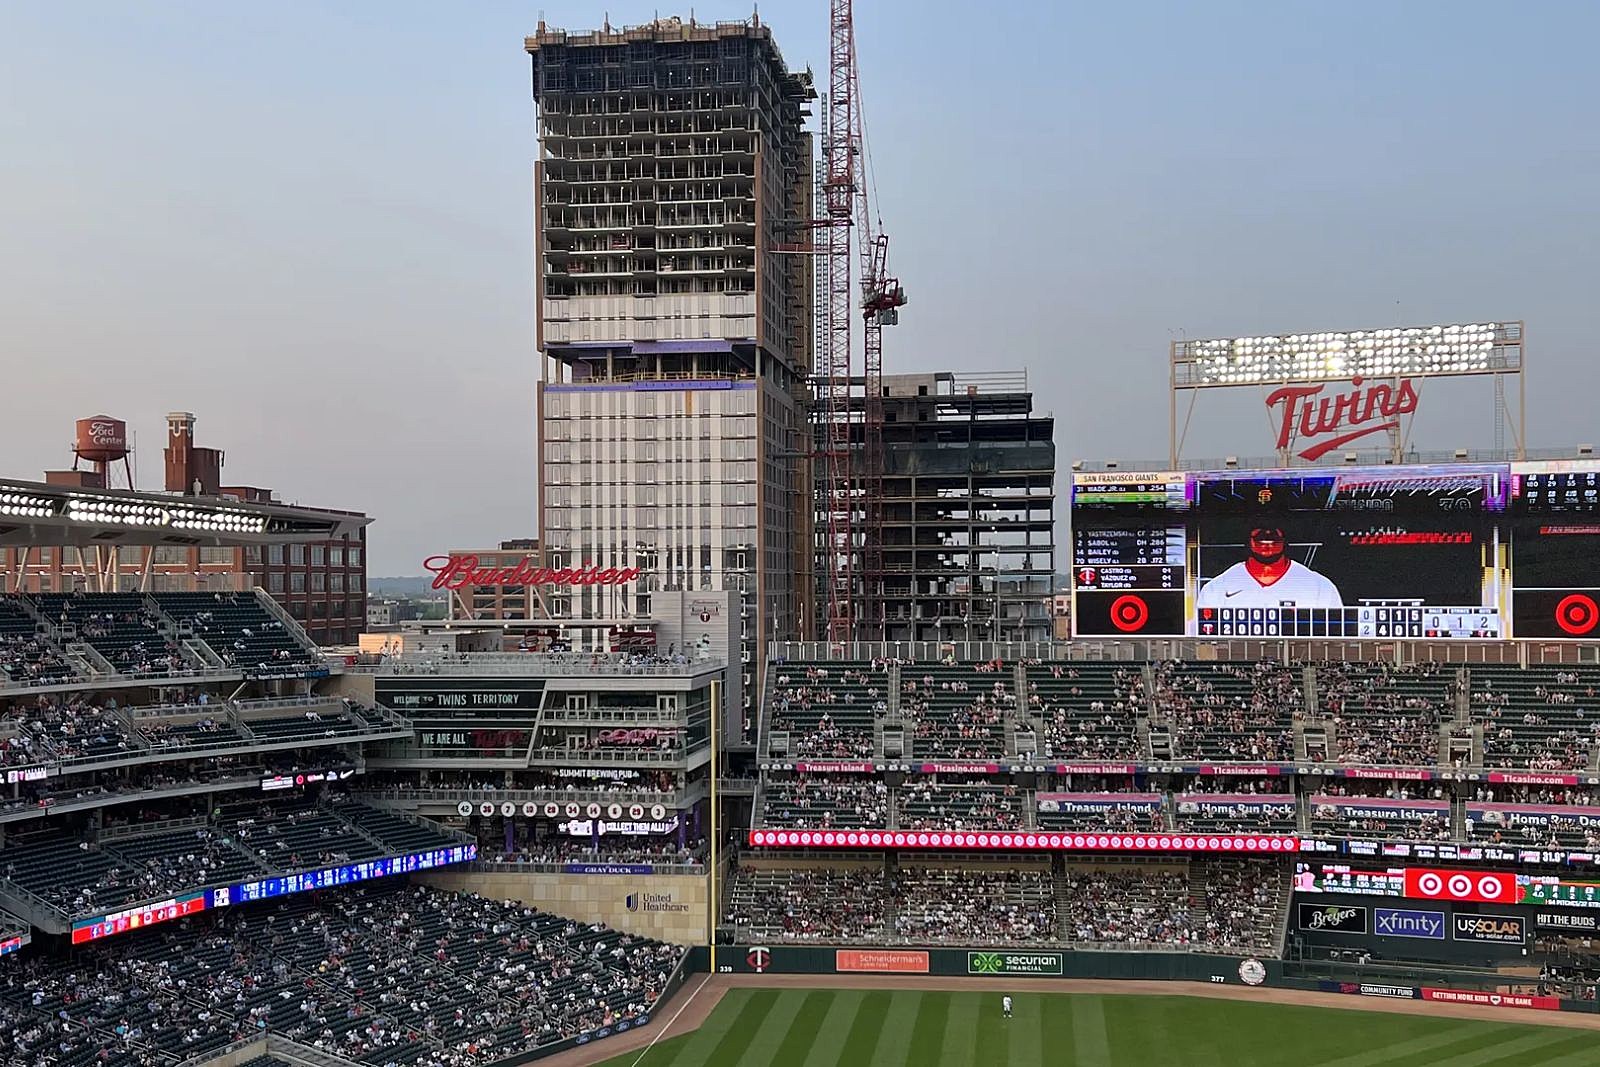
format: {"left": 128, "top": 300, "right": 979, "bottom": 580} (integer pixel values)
{"left": 1197, "top": 560, "right": 1343, "bottom": 610}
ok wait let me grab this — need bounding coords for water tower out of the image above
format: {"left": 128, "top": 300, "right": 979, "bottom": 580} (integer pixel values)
{"left": 72, "top": 415, "right": 134, "bottom": 489}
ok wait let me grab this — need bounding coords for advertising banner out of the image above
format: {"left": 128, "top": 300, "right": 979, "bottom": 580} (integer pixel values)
{"left": 1177, "top": 794, "right": 1297, "bottom": 819}
{"left": 1403, "top": 868, "right": 1517, "bottom": 905}
{"left": 563, "top": 863, "right": 655, "bottom": 875}
{"left": 1451, "top": 914, "right": 1526, "bottom": 945}
{"left": 1037, "top": 793, "right": 1162, "bottom": 815}
{"left": 1534, "top": 910, "right": 1600, "bottom": 933}
{"left": 792, "top": 762, "right": 876, "bottom": 774}
{"left": 1420, "top": 988, "right": 1560, "bottom": 1011}
{"left": 836, "top": 949, "right": 929, "bottom": 974}
{"left": 967, "top": 952, "right": 1064, "bottom": 976}
{"left": 1297, "top": 903, "right": 1368, "bottom": 934}
{"left": 1467, "top": 803, "right": 1600, "bottom": 833}
{"left": 1310, "top": 796, "right": 1449, "bottom": 823}
{"left": 1318, "top": 980, "right": 1419, "bottom": 999}
{"left": 1374, "top": 908, "right": 1446, "bottom": 940}
{"left": 1054, "top": 764, "right": 1137, "bottom": 775}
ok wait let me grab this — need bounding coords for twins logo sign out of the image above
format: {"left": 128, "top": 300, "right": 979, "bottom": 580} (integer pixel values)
{"left": 746, "top": 947, "right": 771, "bottom": 974}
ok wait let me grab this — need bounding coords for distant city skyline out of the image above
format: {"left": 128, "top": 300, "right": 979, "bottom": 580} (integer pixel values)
{"left": 3, "top": 1, "right": 1596, "bottom": 574}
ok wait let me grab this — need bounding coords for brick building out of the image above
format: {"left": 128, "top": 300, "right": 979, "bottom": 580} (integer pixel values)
{"left": 0, "top": 412, "right": 368, "bottom": 645}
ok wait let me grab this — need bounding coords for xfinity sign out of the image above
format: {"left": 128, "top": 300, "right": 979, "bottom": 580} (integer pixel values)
{"left": 1375, "top": 908, "right": 1445, "bottom": 940}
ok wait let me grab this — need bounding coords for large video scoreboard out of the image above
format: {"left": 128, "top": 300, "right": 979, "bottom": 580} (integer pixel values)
{"left": 1071, "top": 461, "right": 1600, "bottom": 640}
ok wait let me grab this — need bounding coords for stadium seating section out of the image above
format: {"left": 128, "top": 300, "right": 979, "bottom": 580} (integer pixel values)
{"left": 0, "top": 800, "right": 457, "bottom": 920}
{"left": 0, "top": 592, "right": 322, "bottom": 686}
{"left": 0, "top": 883, "right": 683, "bottom": 1067}
{"left": 1151, "top": 662, "right": 1301, "bottom": 762}
{"left": 728, "top": 858, "right": 1287, "bottom": 954}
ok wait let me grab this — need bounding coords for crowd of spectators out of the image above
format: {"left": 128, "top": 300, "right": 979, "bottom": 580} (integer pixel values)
{"left": 1062, "top": 867, "right": 1194, "bottom": 946}
{"left": 2, "top": 695, "right": 134, "bottom": 762}
{"left": 1150, "top": 661, "right": 1300, "bottom": 762}
{"left": 1196, "top": 859, "right": 1284, "bottom": 954}
{"left": 769, "top": 664, "right": 883, "bottom": 759}
{"left": 1032, "top": 664, "right": 1146, "bottom": 762}
{"left": 476, "top": 834, "right": 706, "bottom": 868}
{"left": 725, "top": 866, "right": 887, "bottom": 942}
{"left": 761, "top": 774, "right": 889, "bottom": 829}
{"left": 0, "top": 883, "right": 682, "bottom": 1066}
{"left": 892, "top": 867, "right": 1055, "bottom": 944}
{"left": 901, "top": 780, "right": 1022, "bottom": 830}
{"left": 1474, "top": 668, "right": 1600, "bottom": 770}
{"left": 1320, "top": 662, "right": 1450, "bottom": 766}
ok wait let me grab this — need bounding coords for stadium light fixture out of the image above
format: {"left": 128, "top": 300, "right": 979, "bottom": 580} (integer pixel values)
{"left": 0, "top": 492, "right": 55, "bottom": 519}
{"left": 1176, "top": 321, "right": 1515, "bottom": 386}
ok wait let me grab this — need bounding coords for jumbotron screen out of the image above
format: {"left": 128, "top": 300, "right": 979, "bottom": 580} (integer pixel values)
{"left": 1071, "top": 461, "right": 1600, "bottom": 639}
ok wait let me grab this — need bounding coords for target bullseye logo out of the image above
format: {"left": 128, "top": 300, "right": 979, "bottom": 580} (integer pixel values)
{"left": 1556, "top": 594, "right": 1599, "bottom": 636}
{"left": 1417, "top": 872, "right": 1443, "bottom": 896}
{"left": 1109, "top": 595, "right": 1149, "bottom": 633}
{"left": 1477, "top": 875, "right": 1505, "bottom": 900}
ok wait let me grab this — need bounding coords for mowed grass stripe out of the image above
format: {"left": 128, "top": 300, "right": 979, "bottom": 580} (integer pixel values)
{"left": 738, "top": 986, "right": 817, "bottom": 1065}
{"left": 1526, "top": 1034, "right": 1600, "bottom": 1067}
{"left": 901, "top": 992, "right": 953, "bottom": 1066}
{"left": 1070, "top": 995, "right": 1113, "bottom": 1067}
{"left": 796, "top": 989, "right": 868, "bottom": 1067}
{"left": 772, "top": 989, "right": 847, "bottom": 1067}
{"left": 866, "top": 988, "right": 925, "bottom": 1067}
{"left": 1307, "top": 1025, "right": 1520, "bottom": 1067}
{"left": 1374, "top": 1026, "right": 1556, "bottom": 1067}
{"left": 703, "top": 987, "right": 781, "bottom": 1064}
{"left": 1432, "top": 1029, "right": 1598, "bottom": 1067}
{"left": 842, "top": 989, "right": 894, "bottom": 1064}
{"left": 936, "top": 991, "right": 981, "bottom": 1067}
{"left": 1009, "top": 989, "right": 1044, "bottom": 1066}
{"left": 594, "top": 987, "right": 1600, "bottom": 1066}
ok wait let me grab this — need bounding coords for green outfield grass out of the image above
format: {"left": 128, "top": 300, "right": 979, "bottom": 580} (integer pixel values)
{"left": 596, "top": 988, "right": 1597, "bottom": 1066}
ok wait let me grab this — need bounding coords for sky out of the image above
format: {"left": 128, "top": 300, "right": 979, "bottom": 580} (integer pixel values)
{"left": 2, "top": 1, "right": 1597, "bottom": 575}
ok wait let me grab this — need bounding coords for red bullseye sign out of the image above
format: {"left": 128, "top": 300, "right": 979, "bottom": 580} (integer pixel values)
{"left": 1555, "top": 594, "right": 1599, "bottom": 636}
{"left": 1109, "top": 595, "right": 1149, "bottom": 633}
{"left": 1403, "top": 867, "right": 1514, "bottom": 904}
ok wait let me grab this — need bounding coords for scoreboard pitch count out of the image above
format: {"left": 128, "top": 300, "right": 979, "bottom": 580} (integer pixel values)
{"left": 1071, "top": 461, "right": 1600, "bottom": 640}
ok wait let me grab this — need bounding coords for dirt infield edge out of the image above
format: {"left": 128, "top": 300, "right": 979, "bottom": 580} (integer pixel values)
{"left": 537, "top": 971, "right": 1600, "bottom": 1066}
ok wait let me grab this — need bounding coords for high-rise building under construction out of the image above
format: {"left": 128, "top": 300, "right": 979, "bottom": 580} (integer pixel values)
{"left": 527, "top": 17, "right": 815, "bottom": 728}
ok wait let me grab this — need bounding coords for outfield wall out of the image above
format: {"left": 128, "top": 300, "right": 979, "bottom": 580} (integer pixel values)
{"left": 417, "top": 869, "right": 709, "bottom": 943}
{"left": 702, "top": 944, "right": 1281, "bottom": 987}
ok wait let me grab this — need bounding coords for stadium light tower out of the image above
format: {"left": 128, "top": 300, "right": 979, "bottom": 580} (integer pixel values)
{"left": 1168, "top": 320, "right": 1525, "bottom": 467}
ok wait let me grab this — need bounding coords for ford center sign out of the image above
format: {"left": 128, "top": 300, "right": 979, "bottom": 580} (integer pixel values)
{"left": 967, "top": 952, "right": 1063, "bottom": 976}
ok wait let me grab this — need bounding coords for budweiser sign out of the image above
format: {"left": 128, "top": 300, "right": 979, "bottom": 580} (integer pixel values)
{"left": 424, "top": 554, "right": 640, "bottom": 591}
{"left": 1266, "top": 376, "right": 1418, "bottom": 461}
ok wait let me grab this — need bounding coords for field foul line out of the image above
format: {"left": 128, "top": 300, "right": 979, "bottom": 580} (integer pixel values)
{"left": 625, "top": 974, "right": 712, "bottom": 1067}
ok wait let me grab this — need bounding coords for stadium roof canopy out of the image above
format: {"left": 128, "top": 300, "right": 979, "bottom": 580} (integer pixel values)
{"left": 0, "top": 478, "right": 369, "bottom": 548}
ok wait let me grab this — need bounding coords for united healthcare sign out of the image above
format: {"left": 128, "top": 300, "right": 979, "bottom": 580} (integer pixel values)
{"left": 1374, "top": 908, "right": 1445, "bottom": 940}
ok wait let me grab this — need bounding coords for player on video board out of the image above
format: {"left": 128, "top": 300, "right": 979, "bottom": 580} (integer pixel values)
{"left": 1197, "top": 494, "right": 1343, "bottom": 610}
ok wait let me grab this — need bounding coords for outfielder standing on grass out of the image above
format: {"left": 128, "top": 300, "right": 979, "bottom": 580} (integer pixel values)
{"left": 1003, "top": 994, "right": 1013, "bottom": 1019}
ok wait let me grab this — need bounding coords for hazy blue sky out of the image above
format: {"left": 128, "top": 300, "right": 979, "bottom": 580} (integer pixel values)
{"left": 2, "top": 2, "right": 1596, "bottom": 574}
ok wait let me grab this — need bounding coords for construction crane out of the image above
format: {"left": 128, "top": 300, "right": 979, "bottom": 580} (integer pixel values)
{"left": 817, "top": 0, "right": 906, "bottom": 645}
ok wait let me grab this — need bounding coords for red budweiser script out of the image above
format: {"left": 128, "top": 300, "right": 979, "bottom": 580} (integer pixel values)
{"left": 1403, "top": 867, "right": 1516, "bottom": 904}
{"left": 424, "top": 555, "right": 640, "bottom": 591}
{"left": 1266, "top": 376, "right": 1418, "bottom": 461}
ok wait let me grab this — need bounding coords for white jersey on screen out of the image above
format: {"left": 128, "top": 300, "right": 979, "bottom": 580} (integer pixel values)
{"left": 1196, "top": 560, "right": 1343, "bottom": 610}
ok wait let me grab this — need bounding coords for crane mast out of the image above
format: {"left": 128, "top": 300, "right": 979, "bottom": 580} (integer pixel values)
{"left": 817, "top": 0, "right": 905, "bottom": 645}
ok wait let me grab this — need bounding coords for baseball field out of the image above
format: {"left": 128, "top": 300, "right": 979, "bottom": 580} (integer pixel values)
{"left": 594, "top": 987, "right": 1598, "bottom": 1066}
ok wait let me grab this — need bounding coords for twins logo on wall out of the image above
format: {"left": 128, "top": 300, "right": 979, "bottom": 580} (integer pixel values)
{"left": 746, "top": 947, "right": 771, "bottom": 974}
